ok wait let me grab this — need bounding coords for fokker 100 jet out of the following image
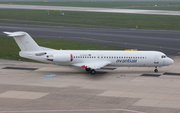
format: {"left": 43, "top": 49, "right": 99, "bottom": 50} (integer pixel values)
{"left": 4, "top": 31, "right": 174, "bottom": 75}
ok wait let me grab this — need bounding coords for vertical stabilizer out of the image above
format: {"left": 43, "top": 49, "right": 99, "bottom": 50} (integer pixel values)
{"left": 4, "top": 31, "right": 41, "bottom": 51}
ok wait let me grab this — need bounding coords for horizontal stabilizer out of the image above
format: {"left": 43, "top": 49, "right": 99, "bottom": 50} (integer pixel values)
{"left": 4, "top": 32, "right": 25, "bottom": 37}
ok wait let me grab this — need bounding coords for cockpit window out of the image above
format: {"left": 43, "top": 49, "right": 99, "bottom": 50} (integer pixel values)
{"left": 161, "top": 55, "right": 166, "bottom": 58}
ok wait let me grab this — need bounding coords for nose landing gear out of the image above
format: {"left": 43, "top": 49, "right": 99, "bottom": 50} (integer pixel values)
{"left": 154, "top": 67, "right": 158, "bottom": 73}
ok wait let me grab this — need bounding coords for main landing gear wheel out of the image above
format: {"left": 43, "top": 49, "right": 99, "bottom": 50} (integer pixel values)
{"left": 90, "top": 69, "right": 96, "bottom": 75}
{"left": 154, "top": 69, "right": 158, "bottom": 73}
{"left": 85, "top": 68, "right": 91, "bottom": 72}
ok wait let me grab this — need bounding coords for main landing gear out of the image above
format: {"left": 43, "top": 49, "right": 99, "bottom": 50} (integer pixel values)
{"left": 90, "top": 69, "right": 96, "bottom": 75}
{"left": 85, "top": 68, "right": 91, "bottom": 72}
{"left": 85, "top": 68, "right": 96, "bottom": 75}
{"left": 154, "top": 67, "right": 158, "bottom": 73}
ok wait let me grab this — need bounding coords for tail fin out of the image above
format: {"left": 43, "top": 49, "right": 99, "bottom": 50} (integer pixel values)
{"left": 4, "top": 31, "right": 41, "bottom": 51}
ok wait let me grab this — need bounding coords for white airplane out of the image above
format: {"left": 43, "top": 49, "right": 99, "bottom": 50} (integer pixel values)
{"left": 4, "top": 31, "right": 174, "bottom": 75}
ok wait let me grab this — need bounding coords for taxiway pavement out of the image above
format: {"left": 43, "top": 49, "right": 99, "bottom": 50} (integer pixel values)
{"left": 0, "top": 4, "right": 180, "bottom": 16}
{"left": 0, "top": 23, "right": 180, "bottom": 56}
{"left": 0, "top": 56, "right": 180, "bottom": 113}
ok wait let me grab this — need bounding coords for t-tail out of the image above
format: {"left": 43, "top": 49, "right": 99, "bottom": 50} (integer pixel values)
{"left": 4, "top": 31, "right": 41, "bottom": 51}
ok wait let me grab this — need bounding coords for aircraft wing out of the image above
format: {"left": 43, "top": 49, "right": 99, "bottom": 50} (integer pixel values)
{"left": 72, "top": 61, "right": 111, "bottom": 69}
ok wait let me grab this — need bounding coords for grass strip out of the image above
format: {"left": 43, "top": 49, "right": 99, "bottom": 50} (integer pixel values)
{"left": 0, "top": 9, "right": 180, "bottom": 30}
{"left": 0, "top": 20, "right": 90, "bottom": 28}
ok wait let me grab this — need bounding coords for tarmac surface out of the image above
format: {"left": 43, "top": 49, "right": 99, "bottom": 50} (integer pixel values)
{"left": 0, "top": 4, "right": 180, "bottom": 16}
{"left": 0, "top": 23, "right": 180, "bottom": 56}
{"left": 0, "top": 56, "right": 180, "bottom": 113}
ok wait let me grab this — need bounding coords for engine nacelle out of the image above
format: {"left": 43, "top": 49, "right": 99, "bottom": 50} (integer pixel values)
{"left": 47, "top": 54, "right": 73, "bottom": 62}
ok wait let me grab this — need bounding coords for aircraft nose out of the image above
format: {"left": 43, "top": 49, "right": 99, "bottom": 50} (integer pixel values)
{"left": 166, "top": 58, "right": 174, "bottom": 65}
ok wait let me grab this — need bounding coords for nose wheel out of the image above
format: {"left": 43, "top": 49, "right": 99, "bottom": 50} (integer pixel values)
{"left": 154, "top": 68, "right": 158, "bottom": 73}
